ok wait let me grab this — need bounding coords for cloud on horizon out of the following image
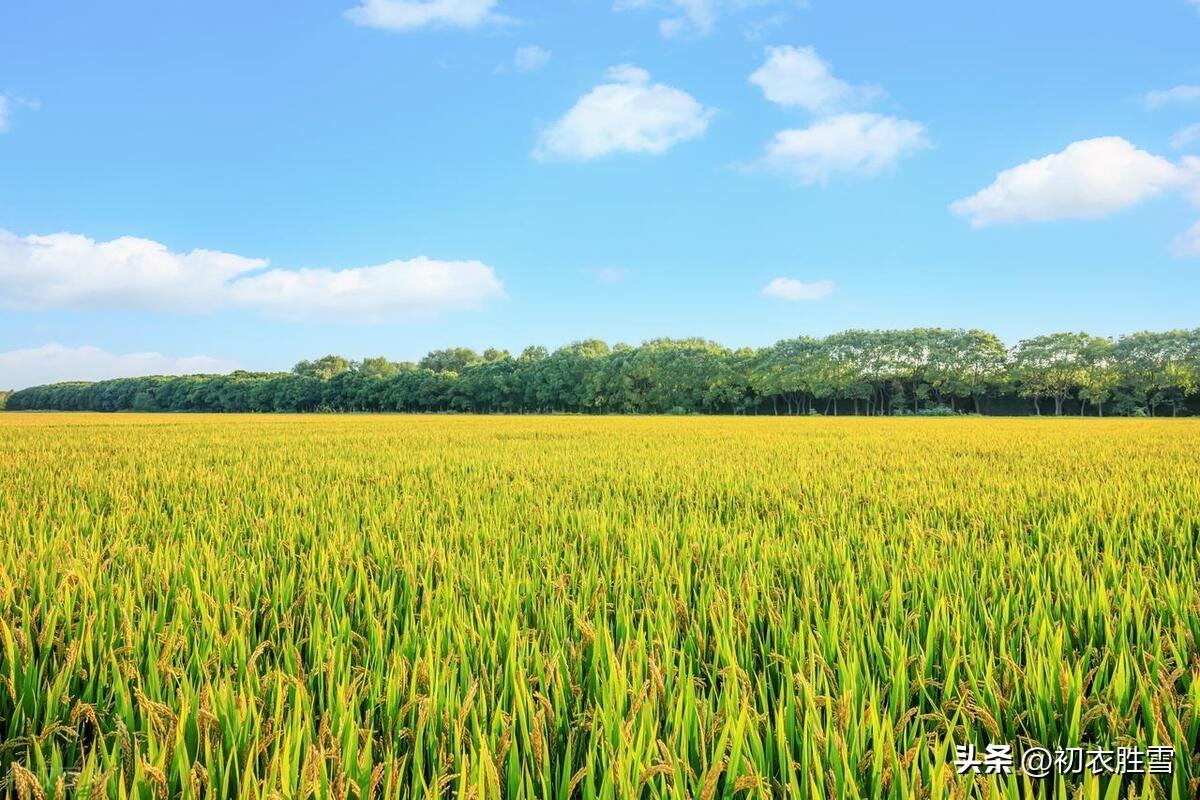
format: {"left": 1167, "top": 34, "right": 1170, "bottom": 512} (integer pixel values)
{"left": 0, "top": 230, "right": 506, "bottom": 322}
{"left": 0, "top": 344, "right": 237, "bottom": 390}
{"left": 762, "top": 277, "right": 835, "bottom": 301}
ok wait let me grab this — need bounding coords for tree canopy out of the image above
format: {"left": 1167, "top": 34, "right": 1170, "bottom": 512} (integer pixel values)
{"left": 7, "top": 328, "right": 1199, "bottom": 416}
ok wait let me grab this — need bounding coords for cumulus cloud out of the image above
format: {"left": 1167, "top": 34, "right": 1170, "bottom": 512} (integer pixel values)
{"left": 0, "top": 344, "right": 237, "bottom": 390}
{"left": 535, "top": 65, "right": 714, "bottom": 160}
{"left": 227, "top": 257, "right": 504, "bottom": 321}
{"left": 0, "top": 229, "right": 506, "bottom": 322}
{"left": 949, "top": 137, "right": 1189, "bottom": 227}
{"left": 513, "top": 45, "right": 551, "bottom": 73}
{"left": 1173, "top": 221, "right": 1200, "bottom": 257}
{"left": 746, "top": 46, "right": 928, "bottom": 186}
{"left": 749, "top": 46, "right": 880, "bottom": 114}
{"left": 344, "top": 0, "right": 504, "bottom": 31}
{"left": 759, "top": 113, "right": 929, "bottom": 184}
{"left": 763, "top": 277, "right": 835, "bottom": 301}
{"left": 1145, "top": 85, "right": 1200, "bottom": 110}
{"left": 0, "top": 231, "right": 266, "bottom": 312}
{"left": 1171, "top": 123, "right": 1200, "bottom": 150}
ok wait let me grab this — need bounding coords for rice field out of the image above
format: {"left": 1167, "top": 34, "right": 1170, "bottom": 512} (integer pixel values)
{"left": 1, "top": 414, "right": 1197, "bottom": 800}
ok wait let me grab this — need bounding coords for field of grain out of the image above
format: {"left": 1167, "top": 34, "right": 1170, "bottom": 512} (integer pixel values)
{"left": 1, "top": 414, "right": 1197, "bottom": 799}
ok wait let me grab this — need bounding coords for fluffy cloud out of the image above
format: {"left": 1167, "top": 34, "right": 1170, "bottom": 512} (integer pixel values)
{"left": 760, "top": 113, "right": 929, "bottom": 184}
{"left": 0, "top": 229, "right": 506, "bottom": 322}
{"left": 749, "top": 46, "right": 880, "bottom": 114}
{"left": 763, "top": 277, "right": 835, "bottom": 301}
{"left": 0, "top": 344, "right": 236, "bottom": 390}
{"left": 949, "top": 137, "right": 1189, "bottom": 227}
{"left": 344, "top": 0, "right": 503, "bottom": 31}
{"left": 0, "top": 231, "right": 266, "bottom": 312}
{"left": 535, "top": 65, "right": 714, "bottom": 160}
{"left": 513, "top": 45, "right": 551, "bottom": 73}
{"left": 1173, "top": 221, "right": 1200, "bottom": 257}
{"left": 747, "top": 46, "right": 928, "bottom": 186}
{"left": 1172, "top": 123, "right": 1200, "bottom": 150}
{"left": 1145, "top": 85, "right": 1200, "bottom": 110}
{"left": 227, "top": 257, "right": 504, "bottom": 321}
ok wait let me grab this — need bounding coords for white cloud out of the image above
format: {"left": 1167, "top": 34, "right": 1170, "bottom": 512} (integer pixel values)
{"left": 227, "top": 257, "right": 504, "bottom": 322}
{"left": 0, "top": 344, "right": 237, "bottom": 390}
{"left": 535, "top": 65, "right": 714, "bottom": 160}
{"left": 1173, "top": 220, "right": 1200, "bottom": 257}
{"left": 0, "top": 96, "right": 9, "bottom": 132}
{"left": 759, "top": 113, "right": 929, "bottom": 184}
{"left": 1171, "top": 123, "right": 1200, "bottom": 150}
{"left": 615, "top": 0, "right": 717, "bottom": 37}
{"left": 0, "top": 229, "right": 506, "bottom": 322}
{"left": 0, "top": 231, "right": 267, "bottom": 312}
{"left": 513, "top": 45, "right": 551, "bottom": 73}
{"left": 950, "top": 137, "right": 1189, "bottom": 227}
{"left": 1145, "top": 85, "right": 1200, "bottom": 110}
{"left": 344, "top": 0, "right": 503, "bottom": 31}
{"left": 745, "top": 47, "right": 927, "bottom": 187}
{"left": 763, "top": 277, "right": 834, "bottom": 301}
{"left": 749, "top": 46, "right": 880, "bottom": 114}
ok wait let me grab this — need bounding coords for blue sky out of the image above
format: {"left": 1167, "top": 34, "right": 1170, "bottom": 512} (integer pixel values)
{"left": 1, "top": 0, "right": 1198, "bottom": 388}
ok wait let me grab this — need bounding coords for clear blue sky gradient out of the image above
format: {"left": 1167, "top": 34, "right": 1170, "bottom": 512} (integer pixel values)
{"left": 1, "top": 0, "right": 1198, "bottom": 379}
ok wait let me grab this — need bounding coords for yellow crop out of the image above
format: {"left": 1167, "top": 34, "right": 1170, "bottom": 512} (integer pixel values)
{"left": 1, "top": 414, "right": 1197, "bottom": 798}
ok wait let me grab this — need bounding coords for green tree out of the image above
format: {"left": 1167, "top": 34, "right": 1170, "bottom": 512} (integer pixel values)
{"left": 1012, "top": 332, "right": 1106, "bottom": 416}
{"left": 419, "top": 348, "right": 481, "bottom": 374}
{"left": 293, "top": 355, "right": 353, "bottom": 380}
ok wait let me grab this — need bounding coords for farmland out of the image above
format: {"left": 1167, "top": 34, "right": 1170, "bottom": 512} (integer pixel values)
{"left": 1, "top": 414, "right": 1197, "bottom": 799}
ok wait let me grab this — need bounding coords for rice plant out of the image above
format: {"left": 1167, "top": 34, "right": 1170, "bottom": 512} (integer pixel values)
{"left": 1, "top": 414, "right": 1197, "bottom": 798}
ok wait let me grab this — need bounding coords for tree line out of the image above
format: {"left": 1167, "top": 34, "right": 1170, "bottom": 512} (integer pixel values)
{"left": 6, "top": 329, "right": 1199, "bottom": 416}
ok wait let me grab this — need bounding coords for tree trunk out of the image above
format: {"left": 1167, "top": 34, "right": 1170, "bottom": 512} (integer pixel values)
{"left": 1033, "top": 396, "right": 1041, "bottom": 416}
{"left": 1054, "top": 396, "right": 1063, "bottom": 416}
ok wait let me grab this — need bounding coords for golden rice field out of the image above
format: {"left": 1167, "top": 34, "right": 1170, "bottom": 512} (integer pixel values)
{"left": 1, "top": 414, "right": 1198, "bottom": 800}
